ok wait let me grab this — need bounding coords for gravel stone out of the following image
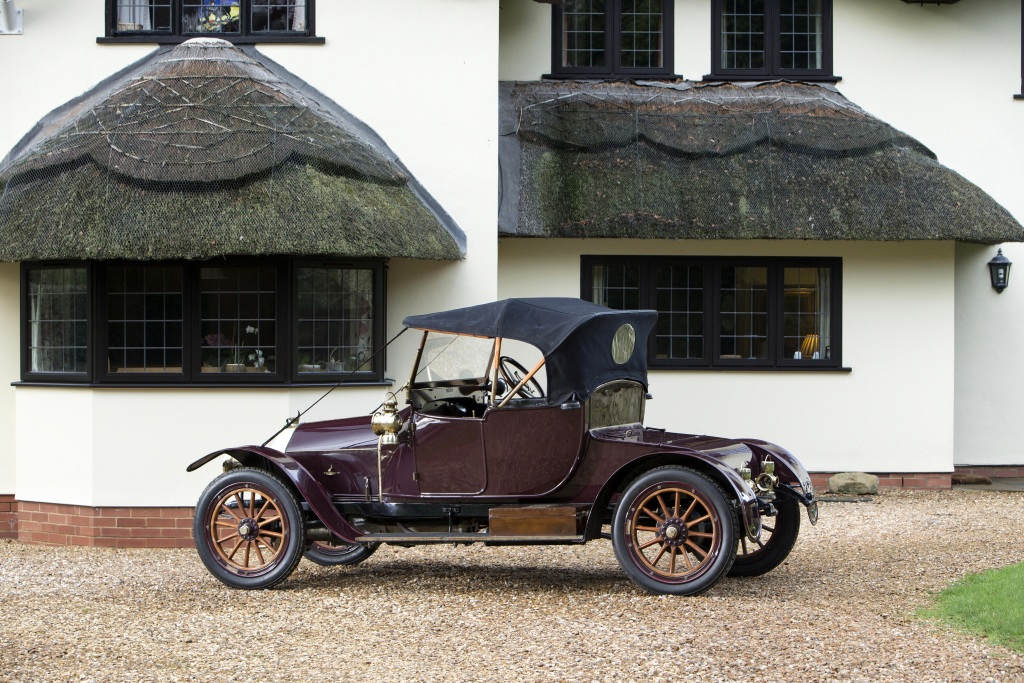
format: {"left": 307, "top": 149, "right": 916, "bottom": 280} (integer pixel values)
{"left": 1, "top": 489, "right": 1023, "bottom": 682}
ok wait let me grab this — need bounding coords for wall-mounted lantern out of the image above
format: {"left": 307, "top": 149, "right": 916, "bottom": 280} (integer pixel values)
{"left": 988, "top": 249, "right": 1012, "bottom": 294}
{"left": 0, "top": 0, "right": 21, "bottom": 35}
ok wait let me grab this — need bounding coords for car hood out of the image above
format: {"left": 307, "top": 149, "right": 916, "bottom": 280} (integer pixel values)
{"left": 285, "top": 414, "right": 380, "bottom": 453}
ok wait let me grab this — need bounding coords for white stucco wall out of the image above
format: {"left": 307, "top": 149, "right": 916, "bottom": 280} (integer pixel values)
{"left": 0, "top": 1, "right": 500, "bottom": 506}
{"left": 954, "top": 242, "right": 1024, "bottom": 465}
{"left": 0, "top": 265, "right": 18, "bottom": 495}
{"left": 500, "top": 239, "right": 956, "bottom": 474}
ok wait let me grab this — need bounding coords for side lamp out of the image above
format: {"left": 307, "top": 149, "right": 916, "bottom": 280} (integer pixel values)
{"left": 988, "top": 248, "right": 1012, "bottom": 293}
{"left": 0, "top": 0, "right": 21, "bottom": 35}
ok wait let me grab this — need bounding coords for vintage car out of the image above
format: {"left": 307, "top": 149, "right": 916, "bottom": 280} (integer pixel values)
{"left": 188, "top": 298, "right": 818, "bottom": 595}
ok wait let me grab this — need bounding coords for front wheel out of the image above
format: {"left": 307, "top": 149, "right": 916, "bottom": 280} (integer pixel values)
{"left": 193, "top": 468, "right": 304, "bottom": 589}
{"left": 728, "top": 495, "right": 800, "bottom": 577}
{"left": 612, "top": 467, "right": 737, "bottom": 596}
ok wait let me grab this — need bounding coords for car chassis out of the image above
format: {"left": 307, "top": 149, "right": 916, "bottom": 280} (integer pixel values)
{"left": 188, "top": 298, "right": 818, "bottom": 595}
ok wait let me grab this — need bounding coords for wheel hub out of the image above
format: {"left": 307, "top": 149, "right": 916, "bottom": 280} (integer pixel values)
{"left": 237, "top": 518, "right": 259, "bottom": 541}
{"left": 661, "top": 518, "right": 686, "bottom": 546}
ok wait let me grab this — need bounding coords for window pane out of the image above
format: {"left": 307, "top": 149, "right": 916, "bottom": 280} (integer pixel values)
{"left": 619, "top": 0, "right": 664, "bottom": 69}
{"left": 295, "top": 266, "right": 375, "bottom": 375}
{"left": 116, "top": 0, "right": 172, "bottom": 32}
{"left": 185, "top": 1, "right": 241, "bottom": 34}
{"left": 200, "top": 266, "right": 276, "bottom": 373}
{"left": 107, "top": 266, "right": 184, "bottom": 374}
{"left": 28, "top": 268, "right": 88, "bottom": 374}
{"left": 779, "top": 0, "right": 822, "bottom": 70}
{"left": 251, "top": 0, "right": 307, "bottom": 32}
{"left": 653, "top": 264, "right": 704, "bottom": 360}
{"left": 562, "top": 0, "right": 607, "bottom": 68}
{"left": 591, "top": 264, "right": 641, "bottom": 310}
{"left": 721, "top": 0, "right": 765, "bottom": 70}
{"left": 719, "top": 266, "right": 768, "bottom": 360}
{"left": 783, "top": 266, "right": 831, "bottom": 360}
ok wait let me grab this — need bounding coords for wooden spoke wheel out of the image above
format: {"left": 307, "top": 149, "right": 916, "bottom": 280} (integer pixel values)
{"left": 193, "top": 468, "right": 304, "bottom": 589}
{"left": 304, "top": 538, "right": 379, "bottom": 567}
{"left": 729, "top": 495, "right": 801, "bottom": 577}
{"left": 612, "top": 467, "right": 736, "bottom": 596}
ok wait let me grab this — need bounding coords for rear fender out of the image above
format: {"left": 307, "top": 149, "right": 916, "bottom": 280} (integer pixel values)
{"left": 187, "top": 446, "right": 363, "bottom": 543}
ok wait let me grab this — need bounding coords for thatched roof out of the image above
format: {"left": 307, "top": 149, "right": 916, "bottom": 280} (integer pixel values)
{"left": 499, "top": 80, "right": 1023, "bottom": 244}
{"left": 0, "top": 38, "right": 465, "bottom": 262}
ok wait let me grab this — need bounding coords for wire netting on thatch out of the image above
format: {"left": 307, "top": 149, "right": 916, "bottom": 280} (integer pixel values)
{"left": 0, "top": 38, "right": 464, "bottom": 262}
{"left": 499, "top": 81, "right": 1023, "bottom": 244}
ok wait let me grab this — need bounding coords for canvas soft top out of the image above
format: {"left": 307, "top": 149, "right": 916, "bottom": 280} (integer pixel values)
{"left": 403, "top": 298, "right": 657, "bottom": 404}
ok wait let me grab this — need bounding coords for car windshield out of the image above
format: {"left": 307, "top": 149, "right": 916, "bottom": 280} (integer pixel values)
{"left": 413, "top": 333, "right": 494, "bottom": 385}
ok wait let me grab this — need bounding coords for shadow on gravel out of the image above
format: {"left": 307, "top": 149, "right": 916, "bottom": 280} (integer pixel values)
{"left": 271, "top": 552, "right": 828, "bottom": 599}
{"left": 283, "top": 560, "right": 631, "bottom": 594}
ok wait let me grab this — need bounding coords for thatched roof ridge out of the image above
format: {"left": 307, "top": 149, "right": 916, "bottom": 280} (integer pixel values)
{"left": 499, "top": 80, "right": 1023, "bottom": 244}
{"left": 0, "top": 38, "right": 465, "bottom": 261}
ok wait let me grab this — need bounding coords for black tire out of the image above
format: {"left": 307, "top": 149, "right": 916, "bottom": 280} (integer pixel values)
{"left": 193, "top": 467, "right": 304, "bottom": 589}
{"left": 729, "top": 495, "right": 800, "bottom": 577}
{"left": 612, "top": 467, "right": 737, "bottom": 596}
{"left": 304, "top": 539, "right": 379, "bottom": 567}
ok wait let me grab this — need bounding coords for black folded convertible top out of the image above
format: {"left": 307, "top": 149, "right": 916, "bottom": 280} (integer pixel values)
{"left": 403, "top": 298, "right": 657, "bottom": 404}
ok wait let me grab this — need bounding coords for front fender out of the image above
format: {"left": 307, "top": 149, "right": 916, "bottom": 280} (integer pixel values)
{"left": 187, "top": 445, "right": 364, "bottom": 543}
{"left": 741, "top": 440, "right": 815, "bottom": 496}
{"left": 606, "top": 450, "right": 762, "bottom": 542}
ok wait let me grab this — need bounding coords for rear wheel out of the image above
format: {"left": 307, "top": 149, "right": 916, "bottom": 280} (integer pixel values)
{"left": 193, "top": 468, "right": 304, "bottom": 589}
{"left": 729, "top": 495, "right": 800, "bottom": 577}
{"left": 612, "top": 467, "right": 736, "bottom": 596}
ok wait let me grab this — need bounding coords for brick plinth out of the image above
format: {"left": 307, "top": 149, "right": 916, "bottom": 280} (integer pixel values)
{"left": 15, "top": 501, "right": 195, "bottom": 548}
{"left": 809, "top": 472, "right": 952, "bottom": 491}
{"left": 954, "top": 465, "right": 1024, "bottom": 479}
{"left": 0, "top": 495, "right": 17, "bottom": 540}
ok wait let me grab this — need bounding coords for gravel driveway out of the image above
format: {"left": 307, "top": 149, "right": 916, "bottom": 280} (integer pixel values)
{"left": 1, "top": 489, "right": 1023, "bottom": 683}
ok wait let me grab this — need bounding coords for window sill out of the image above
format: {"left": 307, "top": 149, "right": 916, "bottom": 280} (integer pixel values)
{"left": 12, "top": 379, "right": 395, "bottom": 389}
{"left": 649, "top": 366, "right": 852, "bottom": 373}
{"left": 97, "top": 35, "right": 325, "bottom": 45}
{"left": 542, "top": 73, "right": 684, "bottom": 82}
{"left": 702, "top": 74, "right": 841, "bottom": 83}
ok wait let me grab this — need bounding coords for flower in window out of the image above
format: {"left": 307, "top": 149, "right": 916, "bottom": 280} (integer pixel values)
{"left": 198, "top": 0, "right": 239, "bottom": 32}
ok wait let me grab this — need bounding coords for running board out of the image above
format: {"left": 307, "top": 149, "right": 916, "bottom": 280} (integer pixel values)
{"left": 355, "top": 532, "right": 586, "bottom": 545}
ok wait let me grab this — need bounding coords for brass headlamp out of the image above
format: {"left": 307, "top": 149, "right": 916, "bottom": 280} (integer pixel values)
{"left": 371, "top": 394, "right": 403, "bottom": 445}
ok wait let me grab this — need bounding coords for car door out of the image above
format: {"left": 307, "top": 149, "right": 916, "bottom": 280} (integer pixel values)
{"left": 481, "top": 402, "right": 586, "bottom": 496}
{"left": 412, "top": 412, "right": 487, "bottom": 495}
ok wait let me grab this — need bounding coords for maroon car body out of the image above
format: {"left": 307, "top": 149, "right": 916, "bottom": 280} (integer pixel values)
{"left": 189, "top": 298, "right": 818, "bottom": 595}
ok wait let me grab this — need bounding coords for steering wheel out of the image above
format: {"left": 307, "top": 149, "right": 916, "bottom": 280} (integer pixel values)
{"left": 498, "top": 356, "right": 545, "bottom": 399}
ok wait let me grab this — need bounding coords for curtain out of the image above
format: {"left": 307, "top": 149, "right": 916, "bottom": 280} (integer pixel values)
{"left": 117, "top": 1, "right": 152, "bottom": 30}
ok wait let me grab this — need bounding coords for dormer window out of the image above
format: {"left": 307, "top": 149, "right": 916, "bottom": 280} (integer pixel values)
{"left": 710, "top": 0, "right": 834, "bottom": 80}
{"left": 549, "top": 0, "right": 675, "bottom": 79}
{"left": 104, "top": 0, "right": 320, "bottom": 43}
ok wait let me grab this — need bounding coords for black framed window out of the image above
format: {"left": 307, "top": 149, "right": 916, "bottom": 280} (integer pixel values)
{"left": 295, "top": 264, "right": 378, "bottom": 376}
{"left": 710, "top": 0, "right": 834, "bottom": 81}
{"left": 103, "top": 0, "right": 320, "bottom": 44}
{"left": 583, "top": 256, "right": 842, "bottom": 369}
{"left": 24, "top": 266, "right": 90, "bottom": 377}
{"left": 21, "top": 258, "right": 384, "bottom": 385}
{"left": 550, "top": 0, "right": 675, "bottom": 79}
{"left": 106, "top": 265, "right": 184, "bottom": 374}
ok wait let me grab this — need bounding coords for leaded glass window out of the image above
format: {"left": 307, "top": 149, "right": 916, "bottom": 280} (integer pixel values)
{"left": 553, "top": 0, "right": 673, "bottom": 78}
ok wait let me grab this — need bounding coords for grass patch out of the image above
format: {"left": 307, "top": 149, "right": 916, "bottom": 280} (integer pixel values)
{"left": 919, "top": 562, "right": 1024, "bottom": 652}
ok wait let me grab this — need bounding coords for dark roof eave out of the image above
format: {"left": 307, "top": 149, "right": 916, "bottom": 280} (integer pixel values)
{"left": 498, "top": 80, "right": 1024, "bottom": 245}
